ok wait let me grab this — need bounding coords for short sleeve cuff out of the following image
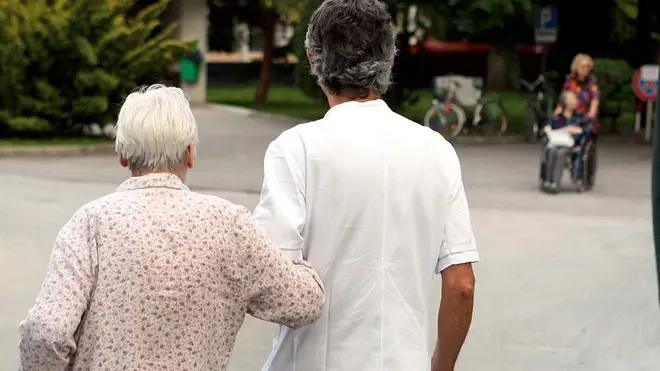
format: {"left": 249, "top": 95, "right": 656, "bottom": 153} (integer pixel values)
{"left": 435, "top": 249, "right": 479, "bottom": 275}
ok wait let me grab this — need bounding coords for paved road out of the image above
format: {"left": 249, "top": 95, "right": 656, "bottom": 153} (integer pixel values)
{"left": 0, "top": 106, "right": 658, "bottom": 371}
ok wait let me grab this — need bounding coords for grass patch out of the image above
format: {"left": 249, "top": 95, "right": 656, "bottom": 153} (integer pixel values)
{"left": 208, "top": 84, "right": 531, "bottom": 132}
{"left": 0, "top": 137, "right": 110, "bottom": 147}
{"left": 207, "top": 85, "right": 328, "bottom": 121}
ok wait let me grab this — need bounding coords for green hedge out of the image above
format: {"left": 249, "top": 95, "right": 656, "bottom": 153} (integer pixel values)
{"left": 592, "top": 58, "right": 634, "bottom": 103}
{"left": 0, "top": 0, "right": 192, "bottom": 137}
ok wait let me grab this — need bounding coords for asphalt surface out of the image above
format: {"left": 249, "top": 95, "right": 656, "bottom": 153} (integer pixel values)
{"left": 0, "top": 106, "right": 657, "bottom": 371}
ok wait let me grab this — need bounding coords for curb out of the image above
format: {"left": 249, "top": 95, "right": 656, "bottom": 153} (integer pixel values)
{"left": 207, "top": 104, "right": 643, "bottom": 145}
{"left": 210, "top": 104, "right": 528, "bottom": 144}
{"left": 450, "top": 135, "right": 641, "bottom": 145}
{"left": 0, "top": 143, "right": 115, "bottom": 158}
{"left": 209, "top": 104, "right": 304, "bottom": 125}
{"left": 450, "top": 135, "right": 526, "bottom": 145}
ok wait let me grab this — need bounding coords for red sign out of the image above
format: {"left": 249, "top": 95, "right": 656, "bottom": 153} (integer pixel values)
{"left": 632, "top": 67, "right": 659, "bottom": 102}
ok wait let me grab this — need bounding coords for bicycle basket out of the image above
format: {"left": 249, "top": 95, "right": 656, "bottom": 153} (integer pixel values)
{"left": 432, "top": 75, "right": 482, "bottom": 106}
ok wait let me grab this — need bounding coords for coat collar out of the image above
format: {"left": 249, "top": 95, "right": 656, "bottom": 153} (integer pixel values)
{"left": 117, "top": 173, "right": 190, "bottom": 192}
{"left": 324, "top": 99, "right": 391, "bottom": 119}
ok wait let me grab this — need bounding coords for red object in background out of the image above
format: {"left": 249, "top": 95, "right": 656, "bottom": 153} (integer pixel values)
{"left": 632, "top": 68, "right": 659, "bottom": 102}
{"left": 422, "top": 40, "right": 492, "bottom": 53}
{"left": 418, "top": 38, "right": 552, "bottom": 54}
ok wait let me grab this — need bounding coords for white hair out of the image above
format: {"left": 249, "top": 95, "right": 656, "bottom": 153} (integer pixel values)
{"left": 115, "top": 84, "right": 198, "bottom": 170}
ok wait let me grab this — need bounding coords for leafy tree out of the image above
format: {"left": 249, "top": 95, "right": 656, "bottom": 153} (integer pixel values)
{"left": 416, "top": 0, "right": 533, "bottom": 45}
{"left": 0, "top": 0, "right": 192, "bottom": 137}
{"left": 212, "top": 0, "right": 304, "bottom": 106}
{"left": 610, "top": 0, "right": 659, "bottom": 65}
{"left": 255, "top": 0, "right": 304, "bottom": 106}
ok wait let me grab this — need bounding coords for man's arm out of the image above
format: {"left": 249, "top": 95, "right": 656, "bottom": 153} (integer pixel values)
{"left": 433, "top": 263, "right": 475, "bottom": 371}
{"left": 253, "top": 130, "right": 307, "bottom": 260}
{"left": 432, "top": 145, "right": 478, "bottom": 371}
{"left": 234, "top": 207, "right": 325, "bottom": 329}
{"left": 18, "top": 208, "right": 97, "bottom": 371}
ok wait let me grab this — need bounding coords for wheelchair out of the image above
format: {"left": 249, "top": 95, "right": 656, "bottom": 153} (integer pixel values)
{"left": 539, "top": 129, "right": 597, "bottom": 194}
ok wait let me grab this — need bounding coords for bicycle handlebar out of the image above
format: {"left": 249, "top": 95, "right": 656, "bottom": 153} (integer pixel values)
{"left": 520, "top": 75, "right": 545, "bottom": 92}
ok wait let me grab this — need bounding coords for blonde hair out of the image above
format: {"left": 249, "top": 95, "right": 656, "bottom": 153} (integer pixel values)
{"left": 570, "top": 53, "right": 594, "bottom": 74}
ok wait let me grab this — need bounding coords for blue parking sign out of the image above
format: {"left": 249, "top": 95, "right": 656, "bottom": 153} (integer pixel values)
{"left": 534, "top": 6, "right": 558, "bottom": 44}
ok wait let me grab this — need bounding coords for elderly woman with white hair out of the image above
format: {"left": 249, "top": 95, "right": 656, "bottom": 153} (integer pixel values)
{"left": 17, "top": 85, "right": 325, "bottom": 371}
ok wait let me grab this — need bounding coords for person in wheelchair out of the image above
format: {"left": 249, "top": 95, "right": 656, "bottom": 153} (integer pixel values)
{"left": 540, "top": 91, "right": 596, "bottom": 193}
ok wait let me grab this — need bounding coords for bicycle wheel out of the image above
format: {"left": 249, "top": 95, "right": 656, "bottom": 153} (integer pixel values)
{"left": 475, "top": 98, "right": 508, "bottom": 136}
{"left": 423, "top": 102, "right": 466, "bottom": 138}
{"left": 522, "top": 105, "right": 541, "bottom": 143}
{"left": 580, "top": 139, "right": 597, "bottom": 191}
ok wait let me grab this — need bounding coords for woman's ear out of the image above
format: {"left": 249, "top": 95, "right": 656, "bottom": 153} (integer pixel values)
{"left": 119, "top": 154, "right": 128, "bottom": 168}
{"left": 186, "top": 144, "right": 196, "bottom": 169}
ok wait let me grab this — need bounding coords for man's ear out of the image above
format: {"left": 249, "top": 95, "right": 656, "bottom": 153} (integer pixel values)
{"left": 119, "top": 154, "right": 128, "bottom": 168}
{"left": 306, "top": 50, "right": 313, "bottom": 69}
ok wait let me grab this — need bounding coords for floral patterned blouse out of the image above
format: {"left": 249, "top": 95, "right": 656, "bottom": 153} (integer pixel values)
{"left": 562, "top": 73, "right": 601, "bottom": 115}
{"left": 18, "top": 173, "right": 325, "bottom": 371}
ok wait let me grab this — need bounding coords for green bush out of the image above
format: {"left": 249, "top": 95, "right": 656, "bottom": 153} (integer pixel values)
{"left": 592, "top": 58, "right": 634, "bottom": 102}
{"left": 0, "top": 0, "right": 193, "bottom": 137}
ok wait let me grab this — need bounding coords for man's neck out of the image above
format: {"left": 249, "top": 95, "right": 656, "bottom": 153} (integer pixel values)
{"left": 326, "top": 92, "right": 381, "bottom": 108}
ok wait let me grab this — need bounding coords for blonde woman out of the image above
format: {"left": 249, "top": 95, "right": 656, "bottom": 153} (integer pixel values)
{"left": 553, "top": 53, "right": 601, "bottom": 121}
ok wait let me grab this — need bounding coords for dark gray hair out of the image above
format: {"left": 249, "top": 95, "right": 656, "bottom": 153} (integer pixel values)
{"left": 304, "top": 0, "right": 397, "bottom": 99}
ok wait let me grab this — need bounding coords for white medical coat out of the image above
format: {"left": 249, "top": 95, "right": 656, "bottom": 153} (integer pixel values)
{"left": 253, "top": 99, "right": 479, "bottom": 371}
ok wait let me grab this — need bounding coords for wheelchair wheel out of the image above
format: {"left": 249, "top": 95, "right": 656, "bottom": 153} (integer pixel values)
{"left": 538, "top": 161, "right": 546, "bottom": 190}
{"left": 423, "top": 101, "right": 466, "bottom": 138}
{"left": 539, "top": 145, "right": 548, "bottom": 186}
{"left": 580, "top": 140, "right": 597, "bottom": 191}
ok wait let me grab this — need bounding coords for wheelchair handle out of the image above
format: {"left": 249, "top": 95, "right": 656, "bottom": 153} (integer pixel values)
{"left": 520, "top": 75, "right": 545, "bottom": 92}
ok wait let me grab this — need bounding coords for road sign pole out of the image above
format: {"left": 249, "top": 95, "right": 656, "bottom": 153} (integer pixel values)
{"left": 647, "top": 101, "right": 654, "bottom": 141}
{"left": 541, "top": 48, "right": 547, "bottom": 75}
{"left": 653, "top": 58, "right": 660, "bottom": 307}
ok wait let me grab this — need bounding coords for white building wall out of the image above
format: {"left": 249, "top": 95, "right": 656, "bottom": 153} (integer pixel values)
{"left": 171, "top": 0, "right": 209, "bottom": 104}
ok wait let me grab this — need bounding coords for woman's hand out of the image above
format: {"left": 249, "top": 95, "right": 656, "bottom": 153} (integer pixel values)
{"left": 587, "top": 110, "right": 597, "bottom": 120}
{"left": 567, "top": 126, "right": 583, "bottom": 134}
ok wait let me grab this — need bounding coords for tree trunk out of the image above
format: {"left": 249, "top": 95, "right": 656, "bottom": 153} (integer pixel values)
{"left": 255, "top": 10, "right": 277, "bottom": 106}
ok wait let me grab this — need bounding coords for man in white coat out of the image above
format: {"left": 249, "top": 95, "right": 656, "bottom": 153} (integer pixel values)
{"left": 253, "top": 1, "right": 478, "bottom": 370}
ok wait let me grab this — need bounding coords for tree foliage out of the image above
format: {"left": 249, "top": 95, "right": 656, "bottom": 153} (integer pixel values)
{"left": 611, "top": 0, "right": 660, "bottom": 42}
{"left": 0, "top": 0, "right": 192, "bottom": 137}
{"left": 212, "top": 0, "right": 305, "bottom": 105}
{"left": 416, "top": 0, "right": 533, "bottom": 44}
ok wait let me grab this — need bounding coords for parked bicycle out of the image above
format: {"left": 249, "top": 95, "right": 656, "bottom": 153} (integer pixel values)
{"left": 521, "top": 74, "right": 556, "bottom": 143}
{"left": 423, "top": 75, "right": 508, "bottom": 139}
{"left": 422, "top": 76, "right": 466, "bottom": 138}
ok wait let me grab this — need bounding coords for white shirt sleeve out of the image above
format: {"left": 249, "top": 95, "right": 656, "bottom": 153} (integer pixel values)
{"left": 435, "top": 144, "right": 479, "bottom": 274}
{"left": 253, "top": 130, "right": 307, "bottom": 260}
